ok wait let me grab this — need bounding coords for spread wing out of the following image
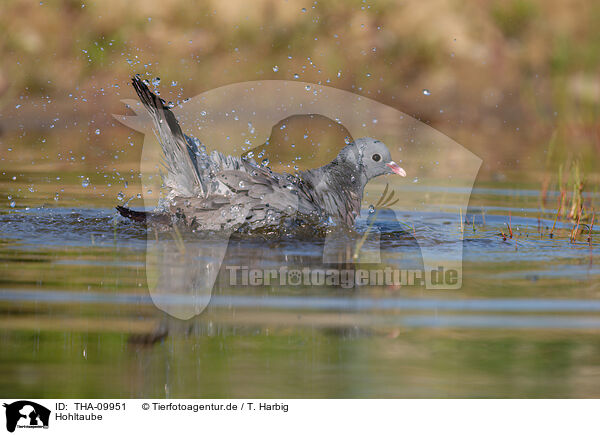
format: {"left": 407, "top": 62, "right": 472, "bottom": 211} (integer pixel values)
{"left": 129, "top": 76, "right": 325, "bottom": 230}
{"left": 169, "top": 159, "right": 321, "bottom": 230}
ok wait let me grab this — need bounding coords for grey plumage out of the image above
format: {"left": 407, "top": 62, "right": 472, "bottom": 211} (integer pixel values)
{"left": 118, "top": 77, "right": 406, "bottom": 231}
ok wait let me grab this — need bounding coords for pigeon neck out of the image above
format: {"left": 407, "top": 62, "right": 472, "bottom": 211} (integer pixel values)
{"left": 326, "top": 158, "right": 368, "bottom": 192}
{"left": 330, "top": 160, "right": 368, "bottom": 225}
{"left": 300, "top": 153, "right": 368, "bottom": 226}
{"left": 331, "top": 144, "right": 370, "bottom": 190}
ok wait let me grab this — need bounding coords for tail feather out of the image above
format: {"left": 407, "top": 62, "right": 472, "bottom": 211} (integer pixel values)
{"left": 131, "top": 76, "right": 203, "bottom": 197}
{"left": 116, "top": 205, "right": 148, "bottom": 223}
{"left": 116, "top": 205, "right": 172, "bottom": 225}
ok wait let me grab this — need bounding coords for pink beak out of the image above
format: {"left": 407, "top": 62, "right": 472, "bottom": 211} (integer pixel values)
{"left": 386, "top": 161, "right": 407, "bottom": 177}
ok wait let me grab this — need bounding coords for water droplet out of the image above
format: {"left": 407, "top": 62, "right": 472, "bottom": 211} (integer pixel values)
{"left": 422, "top": 89, "right": 431, "bottom": 96}
{"left": 230, "top": 205, "right": 241, "bottom": 218}
{"left": 152, "top": 77, "right": 161, "bottom": 86}
{"left": 9, "top": 201, "right": 15, "bottom": 208}
{"left": 95, "top": 129, "right": 100, "bottom": 135}
{"left": 368, "top": 205, "right": 375, "bottom": 214}
{"left": 293, "top": 73, "right": 299, "bottom": 79}
{"left": 305, "top": 85, "right": 311, "bottom": 91}
{"left": 272, "top": 65, "right": 279, "bottom": 72}
{"left": 413, "top": 177, "right": 419, "bottom": 183}
{"left": 337, "top": 70, "right": 342, "bottom": 78}
{"left": 117, "top": 191, "right": 125, "bottom": 201}
{"left": 247, "top": 122, "right": 255, "bottom": 134}
{"left": 238, "top": 181, "right": 246, "bottom": 189}
{"left": 344, "top": 137, "right": 351, "bottom": 145}
{"left": 81, "top": 178, "right": 90, "bottom": 188}
{"left": 301, "top": 7, "right": 306, "bottom": 12}
{"left": 261, "top": 158, "right": 270, "bottom": 167}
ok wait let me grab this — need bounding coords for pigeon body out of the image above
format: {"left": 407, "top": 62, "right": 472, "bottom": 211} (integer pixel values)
{"left": 117, "top": 77, "right": 406, "bottom": 231}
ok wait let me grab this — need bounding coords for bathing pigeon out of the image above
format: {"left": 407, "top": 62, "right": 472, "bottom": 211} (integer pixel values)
{"left": 116, "top": 77, "right": 406, "bottom": 231}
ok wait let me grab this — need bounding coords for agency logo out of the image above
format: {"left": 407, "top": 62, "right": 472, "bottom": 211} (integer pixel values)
{"left": 3, "top": 401, "right": 50, "bottom": 433}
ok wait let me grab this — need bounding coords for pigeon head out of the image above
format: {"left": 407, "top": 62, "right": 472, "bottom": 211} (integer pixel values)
{"left": 297, "top": 136, "right": 407, "bottom": 226}
{"left": 338, "top": 137, "right": 406, "bottom": 182}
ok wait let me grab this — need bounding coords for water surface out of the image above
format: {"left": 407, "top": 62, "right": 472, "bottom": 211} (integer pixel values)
{"left": 1, "top": 168, "right": 599, "bottom": 398}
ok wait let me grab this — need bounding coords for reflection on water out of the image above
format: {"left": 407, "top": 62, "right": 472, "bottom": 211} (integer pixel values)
{"left": 1, "top": 173, "right": 600, "bottom": 397}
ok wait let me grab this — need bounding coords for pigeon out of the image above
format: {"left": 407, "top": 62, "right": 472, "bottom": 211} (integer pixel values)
{"left": 116, "top": 77, "right": 406, "bottom": 231}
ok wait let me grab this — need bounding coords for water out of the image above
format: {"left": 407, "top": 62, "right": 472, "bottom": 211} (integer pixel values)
{"left": 1, "top": 168, "right": 599, "bottom": 398}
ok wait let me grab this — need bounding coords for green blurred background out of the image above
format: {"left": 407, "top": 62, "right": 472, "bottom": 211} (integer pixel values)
{"left": 0, "top": 0, "right": 598, "bottom": 184}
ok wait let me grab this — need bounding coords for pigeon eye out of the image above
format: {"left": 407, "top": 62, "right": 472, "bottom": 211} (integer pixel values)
{"left": 372, "top": 153, "right": 381, "bottom": 162}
